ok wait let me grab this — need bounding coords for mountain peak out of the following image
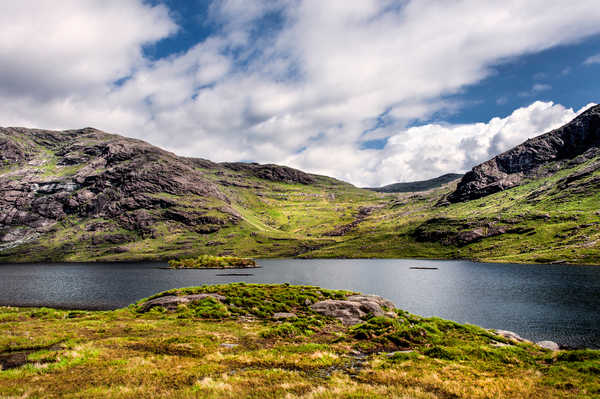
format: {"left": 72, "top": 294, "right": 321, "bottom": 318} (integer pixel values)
{"left": 447, "top": 103, "right": 600, "bottom": 203}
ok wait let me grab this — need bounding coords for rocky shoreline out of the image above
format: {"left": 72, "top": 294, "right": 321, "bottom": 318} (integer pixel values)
{"left": 138, "top": 289, "right": 568, "bottom": 351}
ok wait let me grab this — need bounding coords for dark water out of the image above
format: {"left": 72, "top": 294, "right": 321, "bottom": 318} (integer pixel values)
{"left": 1, "top": 259, "right": 599, "bottom": 348}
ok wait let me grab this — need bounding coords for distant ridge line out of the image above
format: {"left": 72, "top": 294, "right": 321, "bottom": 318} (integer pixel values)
{"left": 366, "top": 173, "right": 463, "bottom": 193}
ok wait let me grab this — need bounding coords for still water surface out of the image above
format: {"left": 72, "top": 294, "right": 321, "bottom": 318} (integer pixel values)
{"left": 1, "top": 259, "right": 599, "bottom": 348}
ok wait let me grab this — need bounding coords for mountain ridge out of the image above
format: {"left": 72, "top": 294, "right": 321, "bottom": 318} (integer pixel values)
{"left": 367, "top": 173, "right": 463, "bottom": 193}
{"left": 448, "top": 104, "right": 600, "bottom": 203}
{"left": 1, "top": 113, "right": 600, "bottom": 265}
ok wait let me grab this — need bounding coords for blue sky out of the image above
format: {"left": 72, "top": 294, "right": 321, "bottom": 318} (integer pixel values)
{"left": 1, "top": 1, "right": 600, "bottom": 186}
{"left": 443, "top": 36, "right": 600, "bottom": 124}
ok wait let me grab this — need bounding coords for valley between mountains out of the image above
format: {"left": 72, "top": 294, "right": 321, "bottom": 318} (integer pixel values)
{"left": 1, "top": 105, "right": 599, "bottom": 264}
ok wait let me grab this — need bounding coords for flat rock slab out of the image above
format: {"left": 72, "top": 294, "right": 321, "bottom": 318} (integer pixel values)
{"left": 310, "top": 295, "right": 396, "bottom": 326}
{"left": 140, "top": 293, "right": 226, "bottom": 312}
{"left": 494, "top": 331, "right": 561, "bottom": 350}
{"left": 494, "top": 330, "right": 532, "bottom": 343}
{"left": 536, "top": 340, "right": 560, "bottom": 351}
{"left": 273, "top": 312, "right": 297, "bottom": 320}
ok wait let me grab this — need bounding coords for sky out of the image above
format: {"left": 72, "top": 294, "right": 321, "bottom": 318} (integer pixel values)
{"left": 1, "top": 1, "right": 600, "bottom": 187}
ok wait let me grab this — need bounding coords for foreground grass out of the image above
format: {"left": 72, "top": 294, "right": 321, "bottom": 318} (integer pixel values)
{"left": 1, "top": 284, "right": 598, "bottom": 398}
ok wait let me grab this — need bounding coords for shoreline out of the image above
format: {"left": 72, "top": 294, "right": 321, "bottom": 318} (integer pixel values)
{"left": 1, "top": 257, "right": 599, "bottom": 266}
{"left": 0, "top": 303, "right": 594, "bottom": 350}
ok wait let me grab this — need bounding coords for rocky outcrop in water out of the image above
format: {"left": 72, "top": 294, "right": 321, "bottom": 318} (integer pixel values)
{"left": 448, "top": 104, "right": 600, "bottom": 203}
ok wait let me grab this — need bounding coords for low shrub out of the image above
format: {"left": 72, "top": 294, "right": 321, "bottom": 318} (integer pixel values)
{"left": 168, "top": 255, "right": 256, "bottom": 269}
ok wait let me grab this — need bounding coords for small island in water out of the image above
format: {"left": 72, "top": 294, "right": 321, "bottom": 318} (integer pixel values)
{"left": 168, "top": 255, "right": 258, "bottom": 269}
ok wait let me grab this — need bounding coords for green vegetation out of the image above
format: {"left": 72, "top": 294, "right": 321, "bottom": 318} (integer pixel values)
{"left": 1, "top": 284, "right": 598, "bottom": 398}
{"left": 1, "top": 129, "right": 600, "bottom": 265}
{"left": 168, "top": 255, "right": 257, "bottom": 269}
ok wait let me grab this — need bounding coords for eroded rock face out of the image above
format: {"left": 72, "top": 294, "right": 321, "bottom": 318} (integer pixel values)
{"left": 139, "top": 293, "right": 226, "bottom": 312}
{"left": 310, "top": 295, "right": 396, "bottom": 326}
{"left": 0, "top": 137, "right": 28, "bottom": 163}
{"left": 0, "top": 127, "right": 239, "bottom": 255}
{"left": 448, "top": 104, "right": 600, "bottom": 202}
{"left": 272, "top": 312, "right": 297, "bottom": 320}
{"left": 220, "top": 162, "right": 315, "bottom": 184}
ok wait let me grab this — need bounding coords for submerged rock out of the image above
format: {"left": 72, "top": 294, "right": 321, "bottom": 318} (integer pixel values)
{"left": 310, "top": 295, "right": 396, "bottom": 326}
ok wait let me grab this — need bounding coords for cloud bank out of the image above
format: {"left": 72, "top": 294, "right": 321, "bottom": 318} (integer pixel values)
{"left": 1, "top": 0, "right": 600, "bottom": 186}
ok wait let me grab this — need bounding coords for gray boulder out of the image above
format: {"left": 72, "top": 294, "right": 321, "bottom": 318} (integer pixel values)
{"left": 536, "top": 340, "right": 560, "bottom": 351}
{"left": 140, "top": 293, "right": 226, "bottom": 312}
{"left": 494, "top": 330, "right": 531, "bottom": 343}
{"left": 310, "top": 295, "right": 396, "bottom": 326}
{"left": 272, "top": 312, "right": 297, "bottom": 320}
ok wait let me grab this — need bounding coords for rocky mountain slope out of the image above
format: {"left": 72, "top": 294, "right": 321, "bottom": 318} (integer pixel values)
{"left": 1, "top": 113, "right": 599, "bottom": 265}
{"left": 367, "top": 173, "right": 463, "bottom": 193}
{"left": 0, "top": 127, "right": 334, "bottom": 261}
{"left": 448, "top": 104, "right": 600, "bottom": 203}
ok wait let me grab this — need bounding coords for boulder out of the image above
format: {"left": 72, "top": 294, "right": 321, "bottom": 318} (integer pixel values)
{"left": 310, "top": 295, "right": 396, "bottom": 326}
{"left": 536, "top": 340, "right": 560, "bottom": 351}
{"left": 346, "top": 295, "right": 395, "bottom": 310}
{"left": 140, "top": 293, "right": 226, "bottom": 312}
{"left": 272, "top": 312, "right": 297, "bottom": 320}
{"left": 494, "top": 330, "right": 531, "bottom": 343}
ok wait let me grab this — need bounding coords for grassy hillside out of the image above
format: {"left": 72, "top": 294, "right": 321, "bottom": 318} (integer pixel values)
{"left": 1, "top": 128, "right": 599, "bottom": 264}
{"left": 1, "top": 284, "right": 598, "bottom": 398}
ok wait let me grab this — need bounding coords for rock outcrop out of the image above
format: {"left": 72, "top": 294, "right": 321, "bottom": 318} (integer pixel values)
{"left": 310, "top": 295, "right": 396, "bottom": 326}
{"left": 494, "top": 330, "right": 531, "bottom": 343}
{"left": 536, "top": 340, "right": 560, "bottom": 351}
{"left": 219, "top": 162, "right": 315, "bottom": 184}
{"left": 495, "top": 330, "right": 560, "bottom": 351}
{"left": 139, "top": 293, "right": 226, "bottom": 312}
{"left": 448, "top": 104, "right": 600, "bottom": 203}
{"left": 0, "top": 127, "right": 241, "bottom": 256}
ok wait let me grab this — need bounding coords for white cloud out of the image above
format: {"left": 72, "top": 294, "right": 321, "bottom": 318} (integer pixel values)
{"left": 289, "top": 102, "right": 595, "bottom": 186}
{"left": 584, "top": 53, "right": 600, "bottom": 65}
{"left": 519, "top": 83, "right": 552, "bottom": 97}
{"left": 532, "top": 84, "right": 552, "bottom": 92}
{"left": 1, "top": 1, "right": 600, "bottom": 186}
{"left": 0, "top": 0, "right": 176, "bottom": 99}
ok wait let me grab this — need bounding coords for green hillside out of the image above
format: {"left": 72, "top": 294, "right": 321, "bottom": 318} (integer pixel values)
{"left": 1, "top": 124, "right": 599, "bottom": 265}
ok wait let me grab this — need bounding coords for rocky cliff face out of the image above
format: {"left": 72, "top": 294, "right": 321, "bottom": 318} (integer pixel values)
{"left": 219, "top": 162, "right": 315, "bottom": 185}
{"left": 0, "top": 127, "right": 238, "bottom": 252}
{"left": 447, "top": 104, "right": 600, "bottom": 203}
{"left": 0, "top": 127, "right": 326, "bottom": 258}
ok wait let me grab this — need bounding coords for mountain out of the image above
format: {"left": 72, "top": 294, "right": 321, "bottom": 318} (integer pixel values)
{"left": 1, "top": 112, "right": 600, "bottom": 265}
{"left": 448, "top": 104, "right": 600, "bottom": 203}
{"left": 0, "top": 126, "right": 367, "bottom": 262}
{"left": 367, "top": 173, "right": 463, "bottom": 193}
